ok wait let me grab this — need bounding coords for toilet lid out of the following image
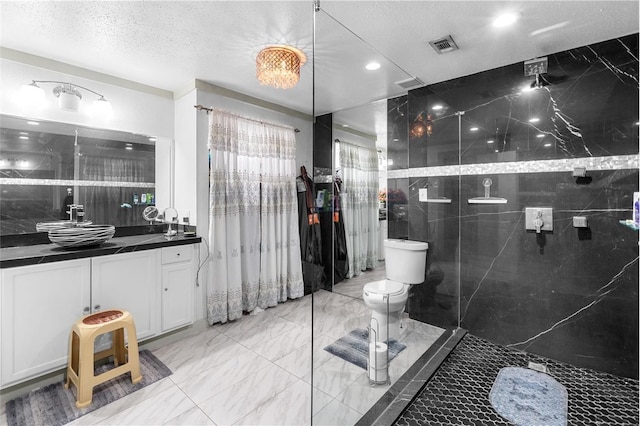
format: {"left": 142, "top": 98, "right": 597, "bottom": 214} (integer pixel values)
{"left": 364, "top": 280, "right": 405, "bottom": 296}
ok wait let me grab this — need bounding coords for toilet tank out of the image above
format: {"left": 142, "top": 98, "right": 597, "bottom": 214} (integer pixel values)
{"left": 384, "top": 239, "right": 429, "bottom": 284}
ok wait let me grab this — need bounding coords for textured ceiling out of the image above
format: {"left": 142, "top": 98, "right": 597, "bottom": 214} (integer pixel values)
{"left": 1, "top": 1, "right": 638, "bottom": 137}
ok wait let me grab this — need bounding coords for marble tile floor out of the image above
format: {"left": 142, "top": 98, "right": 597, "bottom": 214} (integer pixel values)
{"left": 0, "top": 288, "right": 444, "bottom": 426}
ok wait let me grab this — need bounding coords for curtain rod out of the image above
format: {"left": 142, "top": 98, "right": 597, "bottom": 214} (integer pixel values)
{"left": 194, "top": 105, "right": 300, "bottom": 133}
{"left": 334, "top": 137, "right": 378, "bottom": 152}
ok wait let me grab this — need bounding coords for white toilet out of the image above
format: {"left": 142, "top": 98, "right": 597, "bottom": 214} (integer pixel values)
{"left": 363, "top": 239, "right": 428, "bottom": 343}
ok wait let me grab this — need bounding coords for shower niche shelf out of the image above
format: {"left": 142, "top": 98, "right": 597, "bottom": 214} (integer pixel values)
{"left": 468, "top": 197, "right": 507, "bottom": 204}
{"left": 468, "top": 178, "right": 507, "bottom": 205}
{"left": 418, "top": 187, "right": 451, "bottom": 204}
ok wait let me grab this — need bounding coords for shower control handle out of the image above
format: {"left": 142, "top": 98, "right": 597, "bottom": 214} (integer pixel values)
{"left": 525, "top": 207, "right": 553, "bottom": 233}
{"left": 533, "top": 210, "right": 544, "bottom": 233}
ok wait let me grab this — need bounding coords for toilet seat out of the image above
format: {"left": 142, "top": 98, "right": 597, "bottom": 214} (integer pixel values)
{"left": 364, "top": 280, "right": 405, "bottom": 297}
{"left": 362, "top": 280, "right": 410, "bottom": 343}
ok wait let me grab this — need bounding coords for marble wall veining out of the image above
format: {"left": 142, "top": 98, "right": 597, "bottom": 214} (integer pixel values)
{"left": 388, "top": 34, "right": 639, "bottom": 379}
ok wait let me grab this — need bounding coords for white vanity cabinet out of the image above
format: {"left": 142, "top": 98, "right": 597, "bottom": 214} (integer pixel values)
{"left": 91, "top": 250, "right": 161, "bottom": 340}
{"left": 1, "top": 259, "right": 91, "bottom": 388}
{"left": 0, "top": 241, "right": 198, "bottom": 389}
{"left": 160, "top": 245, "right": 195, "bottom": 332}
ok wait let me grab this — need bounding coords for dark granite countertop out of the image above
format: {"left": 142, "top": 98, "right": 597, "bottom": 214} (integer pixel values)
{"left": 0, "top": 233, "right": 202, "bottom": 269}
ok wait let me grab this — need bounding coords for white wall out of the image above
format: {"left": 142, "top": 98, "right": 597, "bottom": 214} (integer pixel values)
{"left": 0, "top": 59, "right": 174, "bottom": 138}
{"left": 173, "top": 90, "right": 198, "bottom": 223}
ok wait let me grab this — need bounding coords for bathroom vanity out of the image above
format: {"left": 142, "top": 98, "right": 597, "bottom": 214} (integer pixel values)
{"left": 0, "top": 234, "right": 201, "bottom": 389}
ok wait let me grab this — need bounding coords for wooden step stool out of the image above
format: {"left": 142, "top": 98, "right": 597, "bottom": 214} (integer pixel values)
{"left": 64, "top": 309, "right": 142, "bottom": 408}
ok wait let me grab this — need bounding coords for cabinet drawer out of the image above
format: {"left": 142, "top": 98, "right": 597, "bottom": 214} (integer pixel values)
{"left": 161, "top": 245, "right": 192, "bottom": 264}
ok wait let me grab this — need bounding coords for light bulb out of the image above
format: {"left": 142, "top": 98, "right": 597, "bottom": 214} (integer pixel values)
{"left": 19, "top": 82, "right": 46, "bottom": 107}
{"left": 58, "top": 91, "right": 80, "bottom": 112}
{"left": 92, "top": 96, "right": 113, "bottom": 117}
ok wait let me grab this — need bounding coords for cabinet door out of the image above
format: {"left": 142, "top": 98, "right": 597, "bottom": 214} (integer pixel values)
{"left": 1, "top": 259, "right": 91, "bottom": 388}
{"left": 161, "top": 261, "right": 194, "bottom": 331}
{"left": 91, "top": 250, "right": 160, "bottom": 340}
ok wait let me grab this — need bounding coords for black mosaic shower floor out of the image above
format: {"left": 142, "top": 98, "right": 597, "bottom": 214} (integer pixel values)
{"left": 395, "top": 334, "right": 639, "bottom": 426}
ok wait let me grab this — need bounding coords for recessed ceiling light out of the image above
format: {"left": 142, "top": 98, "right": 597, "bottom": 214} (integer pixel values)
{"left": 342, "top": 124, "right": 349, "bottom": 128}
{"left": 19, "top": 136, "right": 29, "bottom": 140}
{"left": 19, "top": 131, "right": 28, "bottom": 135}
{"left": 487, "top": 140, "right": 494, "bottom": 144}
{"left": 393, "top": 138, "right": 399, "bottom": 142}
{"left": 365, "top": 62, "right": 381, "bottom": 71}
{"left": 27, "top": 121, "right": 39, "bottom": 125}
{"left": 536, "top": 134, "right": 545, "bottom": 138}
{"left": 432, "top": 105, "right": 443, "bottom": 111}
{"left": 529, "top": 117, "right": 540, "bottom": 123}
{"left": 470, "top": 127, "right": 479, "bottom": 132}
{"left": 493, "top": 13, "right": 518, "bottom": 27}
{"left": 544, "top": 143, "right": 552, "bottom": 147}
{"left": 387, "top": 159, "right": 394, "bottom": 166}
{"left": 495, "top": 149, "right": 499, "bottom": 153}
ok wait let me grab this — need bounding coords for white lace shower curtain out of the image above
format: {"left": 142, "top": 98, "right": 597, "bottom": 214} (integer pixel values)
{"left": 339, "top": 141, "right": 379, "bottom": 278}
{"left": 207, "top": 109, "right": 303, "bottom": 325}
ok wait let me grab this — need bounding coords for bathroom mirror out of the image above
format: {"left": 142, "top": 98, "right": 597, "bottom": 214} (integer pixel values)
{"left": 0, "top": 114, "right": 157, "bottom": 236}
{"left": 331, "top": 99, "right": 387, "bottom": 296}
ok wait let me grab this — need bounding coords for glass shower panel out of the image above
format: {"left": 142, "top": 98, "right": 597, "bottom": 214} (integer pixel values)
{"left": 405, "top": 94, "right": 461, "bottom": 329}
{"left": 387, "top": 95, "right": 409, "bottom": 242}
{"left": 312, "top": 5, "right": 456, "bottom": 424}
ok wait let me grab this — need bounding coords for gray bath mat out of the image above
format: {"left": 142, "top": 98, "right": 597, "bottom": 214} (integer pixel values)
{"left": 490, "top": 366, "right": 568, "bottom": 426}
{"left": 6, "top": 349, "right": 172, "bottom": 426}
{"left": 324, "top": 328, "right": 406, "bottom": 370}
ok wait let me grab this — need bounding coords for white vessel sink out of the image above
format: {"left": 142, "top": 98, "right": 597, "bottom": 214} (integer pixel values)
{"left": 47, "top": 225, "right": 115, "bottom": 248}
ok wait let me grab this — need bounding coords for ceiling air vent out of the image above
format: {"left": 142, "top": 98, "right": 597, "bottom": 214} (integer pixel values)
{"left": 429, "top": 35, "right": 459, "bottom": 54}
{"left": 395, "top": 77, "right": 424, "bottom": 89}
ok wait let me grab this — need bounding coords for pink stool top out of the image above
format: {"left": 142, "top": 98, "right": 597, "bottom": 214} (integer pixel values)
{"left": 83, "top": 310, "right": 124, "bottom": 325}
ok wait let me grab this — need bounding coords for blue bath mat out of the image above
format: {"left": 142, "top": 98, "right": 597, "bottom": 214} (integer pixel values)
{"left": 324, "top": 328, "right": 406, "bottom": 370}
{"left": 490, "top": 366, "right": 568, "bottom": 426}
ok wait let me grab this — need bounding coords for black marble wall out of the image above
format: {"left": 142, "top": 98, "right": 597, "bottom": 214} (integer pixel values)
{"left": 390, "top": 34, "right": 639, "bottom": 379}
{"left": 387, "top": 96, "right": 410, "bottom": 241}
{"left": 313, "top": 113, "right": 334, "bottom": 290}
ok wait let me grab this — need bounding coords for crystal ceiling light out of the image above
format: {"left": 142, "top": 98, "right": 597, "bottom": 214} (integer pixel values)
{"left": 256, "top": 45, "right": 306, "bottom": 89}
